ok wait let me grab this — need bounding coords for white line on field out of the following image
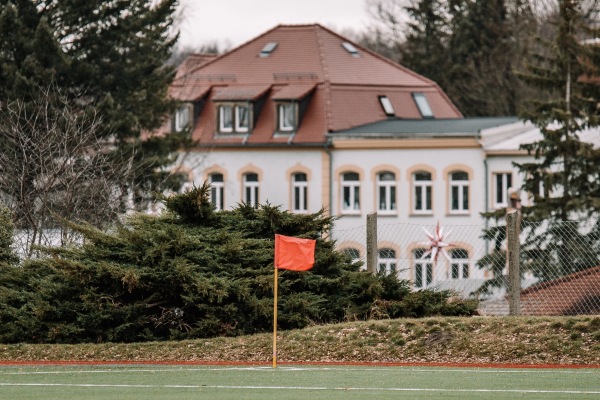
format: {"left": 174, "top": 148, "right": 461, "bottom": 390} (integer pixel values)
{"left": 0, "top": 366, "right": 597, "bottom": 375}
{"left": 0, "top": 383, "right": 599, "bottom": 395}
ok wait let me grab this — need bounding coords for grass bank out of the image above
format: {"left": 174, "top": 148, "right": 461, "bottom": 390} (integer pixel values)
{"left": 2, "top": 316, "right": 599, "bottom": 365}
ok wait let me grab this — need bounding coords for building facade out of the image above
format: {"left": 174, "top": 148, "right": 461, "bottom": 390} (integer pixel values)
{"left": 162, "top": 24, "right": 590, "bottom": 298}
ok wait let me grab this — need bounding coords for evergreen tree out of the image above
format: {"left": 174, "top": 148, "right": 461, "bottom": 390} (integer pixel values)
{"left": 0, "top": 0, "right": 186, "bottom": 211}
{"left": 0, "top": 186, "right": 477, "bottom": 343}
{"left": 478, "top": 0, "right": 600, "bottom": 289}
{"left": 516, "top": 0, "right": 600, "bottom": 280}
{"left": 444, "top": 0, "right": 535, "bottom": 116}
{"left": 400, "top": 0, "right": 449, "bottom": 90}
{"left": 0, "top": 203, "right": 17, "bottom": 265}
{"left": 367, "top": 0, "right": 537, "bottom": 117}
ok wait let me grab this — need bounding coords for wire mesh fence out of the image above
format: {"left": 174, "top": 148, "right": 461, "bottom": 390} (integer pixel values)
{"left": 332, "top": 215, "right": 600, "bottom": 316}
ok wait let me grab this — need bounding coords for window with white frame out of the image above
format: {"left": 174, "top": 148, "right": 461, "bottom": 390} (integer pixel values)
{"left": 292, "top": 172, "right": 308, "bottom": 212}
{"left": 378, "top": 248, "right": 397, "bottom": 276}
{"left": 450, "top": 171, "right": 469, "bottom": 213}
{"left": 209, "top": 173, "right": 224, "bottom": 211}
{"left": 174, "top": 103, "right": 192, "bottom": 132}
{"left": 235, "top": 105, "right": 249, "bottom": 132}
{"left": 377, "top": 171, "right": 397, "bottom": 213}
{"left": 450, "top": 248, "right": 469, "bottom": 279}
{"left": 493, "top": 172, "right": 512, "bottom": 208}
{"left": 277, "top": 102, "right": 296, "bottom": 132}
{"left": 413, "top": 248, "right": 433, "bottom": 288}
{"left": 243, "top": 172, "right": 259, "bottom": 207}
{"left": 413, "top": 171, "right": 432, "bottom": 213}
{"left": 218, "top": 103, "right": 250, "bottom": 133}
{"left": 341, "top": 172, "right": 360, "bottom": 213}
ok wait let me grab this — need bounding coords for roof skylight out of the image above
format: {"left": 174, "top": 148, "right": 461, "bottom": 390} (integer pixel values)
{"left": 379, "top": 96, "right": 395, "bottom": 116}
{"left": 260, "top": 42, "right": 278, "bottom": 57}
{"left": 342, "top": 42, "right": 359, "bottom": 56}
{"left": 413, "top": 93, "right": 434, "bottom": 118}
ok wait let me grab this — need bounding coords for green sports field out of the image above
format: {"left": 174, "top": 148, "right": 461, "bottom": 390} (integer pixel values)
{"left": 0, "top": 364, "right": 598, "bottom": 400}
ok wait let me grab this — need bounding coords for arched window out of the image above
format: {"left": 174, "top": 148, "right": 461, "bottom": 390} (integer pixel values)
{"left": 378, "top": 248, "right": 397, "bottom": 276}
{"left": 377, "top": 171, "right": 396, "bottom": 213}
{"left": 341, "top": 172, "right": 360, "bottom": 213}
{"left": 450, "top": 171, "right": 469, "bottom": 213}
{"left": 209, "top": 173, "right": 224, "bottom": 211}
{"left": 413, "top": 248, "right": 433, "bottom": 288}
{"left": 243, "top": 173, "right": 259, "bottom": 207}
{"left": 342, "top": 247, "right": 363, "bottom": 270}
{"left": 292, "top": 172, "right": 308, "bottom": 212}
{"left": 450, "top": 248, "right": 469, "bottom": 279}
{"left": 413, "top": 171, "right": 432, "bottom": 213}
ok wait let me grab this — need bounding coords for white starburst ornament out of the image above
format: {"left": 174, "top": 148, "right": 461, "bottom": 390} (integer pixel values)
{"left": 419, "top": 221, "right": 455, "bottom": 265}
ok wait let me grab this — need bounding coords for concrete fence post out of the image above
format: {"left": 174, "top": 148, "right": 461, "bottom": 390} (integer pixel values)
{"left": 506, "top": 209, "right": 521, "bottom": 315}
{"left": 366, "top": 212, "right": 377, "bottom": 275}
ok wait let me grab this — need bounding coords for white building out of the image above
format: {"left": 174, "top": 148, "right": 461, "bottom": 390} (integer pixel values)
{"left": 162, "top": 24, "right": 595, "bottom": 298}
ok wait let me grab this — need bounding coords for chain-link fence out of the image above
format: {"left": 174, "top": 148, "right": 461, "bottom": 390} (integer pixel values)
{"left": 332, "top": 215, "right": 600, "bottom": 316}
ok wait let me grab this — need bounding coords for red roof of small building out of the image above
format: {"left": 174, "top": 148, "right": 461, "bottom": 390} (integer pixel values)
{"left": 520, "top": 265, "right": 600, "bottom": 315}
{"left": 169, "top": 24, "right": 462, "bottom": 146}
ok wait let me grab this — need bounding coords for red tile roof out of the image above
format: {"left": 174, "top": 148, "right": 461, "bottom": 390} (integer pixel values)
{"left": 167, "top": 24, "right": 462, "bottom": 146}
{"left": 520, "top": 265, "right": 600, "bottom": 315}
{"left": 174, "top": 53, "right": 218, "bottom": 79}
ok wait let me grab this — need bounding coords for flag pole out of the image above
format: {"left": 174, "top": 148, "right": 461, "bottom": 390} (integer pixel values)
{"left": 273, "top": 266, "right": 278, "bottom": 368}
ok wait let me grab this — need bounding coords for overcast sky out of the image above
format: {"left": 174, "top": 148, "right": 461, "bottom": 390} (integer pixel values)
{"left": 175, "top": 0, "right": 371, "bottom": 50}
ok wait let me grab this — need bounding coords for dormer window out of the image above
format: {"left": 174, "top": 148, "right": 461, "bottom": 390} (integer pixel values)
{"left": 413, "top": 93, "right": 434, "bottom": 118}
{"left": 218, "top": 103, "right": 250, "bottom": 133}
{"left": 213, "top": 85, "right": 270, "bottom": 135}
{"left": 173, "top": 103, "right": 192, "bottom": 132}
{"left": 277, "top": 102, "right": 296, "bottom": 132}
{"left": 271, "top": 84, "right": 315, "bottom": 135}
{"left": 379, "top": 96, "right": 395, "bottom": 117}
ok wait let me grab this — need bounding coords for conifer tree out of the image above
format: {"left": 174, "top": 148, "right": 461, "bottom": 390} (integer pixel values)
{"left": 0, "top": 203, "right": 17, "bottom": 265}
{"left": 400, "top": 0, "right": 449, "bottom": 90}
{"left": 515, "top": 0, "right": 600, "bottom": 280}
{"left": 369, "top": 0, "right": 537, "bottom": 116}
{"left": 0, "top": 186, "right": 477, "bottom": 343}
{"left": 478, "top": 1, "right": 600, "bottom": 289}
{"left": 0, "top": 0, "right": 185, "bottom": 212}
{"left": 444, "top": 0, "right": 535, "bottom": 116}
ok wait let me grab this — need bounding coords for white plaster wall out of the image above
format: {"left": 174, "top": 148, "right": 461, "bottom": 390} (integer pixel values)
{"left": 177, "top": 148, "right": 326, "bottom": 213}
{"left": 176, "top": 145, "right": 537, "bottom": 298}
{"left": 330, "top": 147, "right": 487, "bottom": 228}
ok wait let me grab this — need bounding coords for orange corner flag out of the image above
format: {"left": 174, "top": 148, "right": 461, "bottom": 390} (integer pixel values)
{"left": 274, "top": 234, "right": 316, "bottom": 271}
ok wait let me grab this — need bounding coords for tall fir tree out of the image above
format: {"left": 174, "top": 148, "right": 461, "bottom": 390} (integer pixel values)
{"left": 444, "top": 0, "right": 535, "bottom": 116}
{"left": 0, "top": 1, "right": 188, "bottom": 225}
{"left": 385, "top": 0, "right": 537, "bottom": 117}
{"left": 478, "top": 0, "right": 600, "bottom": 289}
{"left": 515, "top": 0, "right": 600, "bottom": 280}
{"left": 399, "top": 0, "right": 449, "bottom": 91}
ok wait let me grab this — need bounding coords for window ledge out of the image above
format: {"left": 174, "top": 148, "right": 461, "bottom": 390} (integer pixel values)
{"left": 447, "top": 211, "right": 470, "bottom": 216}
{"left": 273, "top": 132, "right": 294, "bottom": 138}
{"left": 214, "top": 132, "right": 249, "bottom": 138}
{"left": 410, "top": 211, "right": 434, "bottom": 217}
{"left": 377, "top": 211, "right": 398, "bottom": 217}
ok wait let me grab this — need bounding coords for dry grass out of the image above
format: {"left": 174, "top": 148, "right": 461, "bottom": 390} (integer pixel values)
{"left": 2, "top": 316, "right": 599, "bottom": 365}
